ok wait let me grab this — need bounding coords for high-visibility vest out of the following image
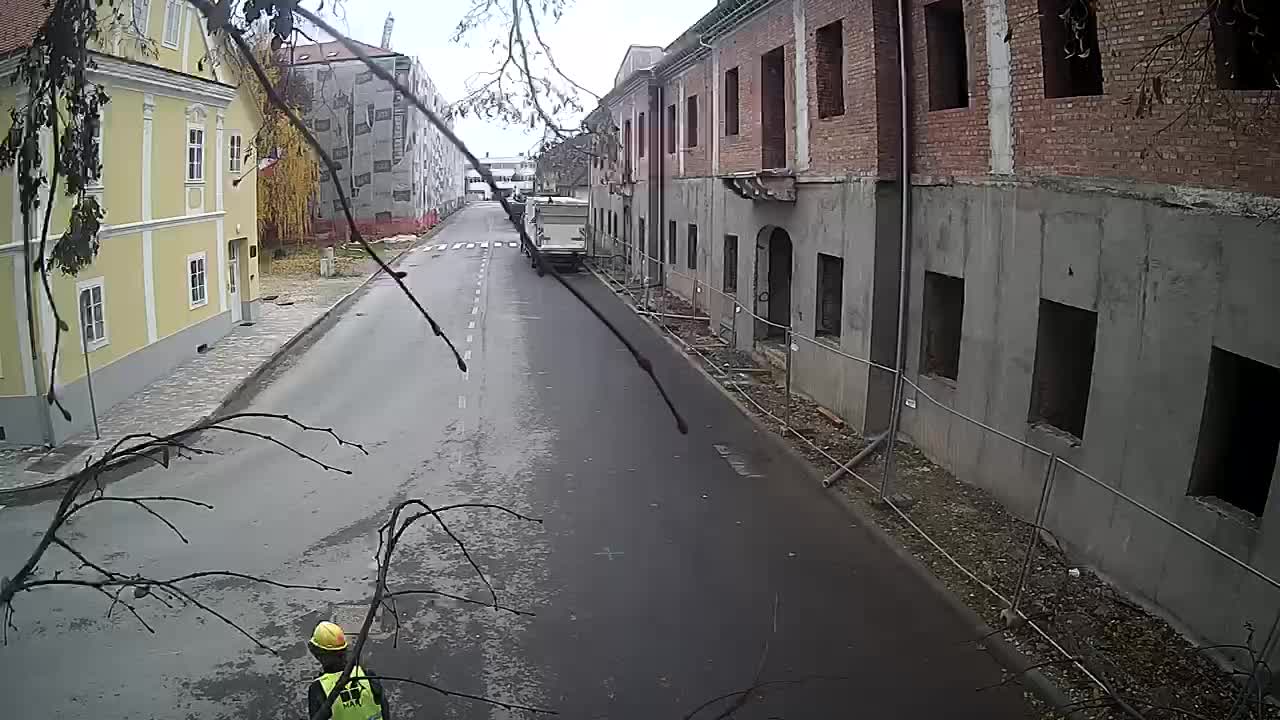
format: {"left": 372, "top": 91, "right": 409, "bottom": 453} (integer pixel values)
{"left": 316, "top": 665, "right": 384, "bottom": 720}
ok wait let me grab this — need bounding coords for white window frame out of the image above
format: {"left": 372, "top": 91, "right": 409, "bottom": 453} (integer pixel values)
{"left": 186, "top": 124, "right": 205, "bottom": 183}
{"left": 228, "top": 131, "right": 242, "bottom": 174}
{"left": 162, "top": 0, "right": 181, "bottom": 49}
{"left": 77, "top": 278, "right": 109, "bottom": 351}
{"left": 187, "top": 252, "right": 208, "bottom": 308}
{"left": 132, "top": 0, "right": 150, "bottom": 35}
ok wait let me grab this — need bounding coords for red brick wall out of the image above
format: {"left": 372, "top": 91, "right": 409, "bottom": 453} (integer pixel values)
{"left": 672, "top": 59, "right": 712, "bottom": 178}
{"left": 806, "top": 0, "right": 897, "bottom": 176}
{"left": 1010, "top": 0, "right": 1280, "bottom": 196}
{"left": 716, "top": 2, "right": 797, "bottom": 175}
{"left": 910, "top": 0, "right": 991, "bottom": 177}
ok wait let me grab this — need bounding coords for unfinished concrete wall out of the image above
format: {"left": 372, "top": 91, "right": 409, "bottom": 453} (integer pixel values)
{"left": 898, "top": 181, "right": 1280, "bottom": 661}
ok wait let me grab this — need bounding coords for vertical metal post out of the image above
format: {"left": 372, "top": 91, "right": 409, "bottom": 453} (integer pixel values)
{"left": 731, "top": 302, "right": 739, "bottom": 349}
{"left": 784, "top": 328, "right": 793, "bottom": 433}
{"left": 878, "top": 371, "right": 903, "bottom": 500}
{"left": 1011, "top": 454, "right": 1057, "bottom": 615}
{"left": 80, "top": 327, "right": 101, "bottom": 440}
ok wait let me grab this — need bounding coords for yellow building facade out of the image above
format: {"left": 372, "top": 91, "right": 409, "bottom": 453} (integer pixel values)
{"left": 0, "top": 0, "right": 261, "bottom": 445}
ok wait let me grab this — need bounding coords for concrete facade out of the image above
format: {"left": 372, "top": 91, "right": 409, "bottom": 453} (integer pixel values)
{"left": 588, "top": 0, "right": 1280, "bottom": 670}
{"left": 289, "top": 41, "right": 465, "bottom": 233}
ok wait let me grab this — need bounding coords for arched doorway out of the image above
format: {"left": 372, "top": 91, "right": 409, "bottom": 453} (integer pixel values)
{"left": 753, "top": 226, "right": 793, "bottom": 339}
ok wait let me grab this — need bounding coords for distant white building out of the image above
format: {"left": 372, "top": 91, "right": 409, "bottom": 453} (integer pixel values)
{"left": 466, "top": 154, "right": 536, "bottom": 199}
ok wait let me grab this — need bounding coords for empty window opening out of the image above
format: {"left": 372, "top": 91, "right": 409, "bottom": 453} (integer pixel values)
{"left": 816, "top": 254, "right": 843, "bottom": 338}
{"left": 686, "top": 95, "right": 699, "bottom": 148}
{"left": 1039, "top": 0, "right": 1103, "bottom": 98}
{"left": 815, "top": 20, "right": 846, "bottom": 117}
{"left": 623, "top": 119, "right": 633, "bottom": 177}
{"left": 687, "top": 224, "right": 699, "bottom": 269}
{"left": 724, "top": 67, "right": 740, "bottom": 136}
{"left": 723, "top": 235, "right": 739, "bottom": 293}
{"left": 666, "top": 103, "right": 677, "bottom": 154}
{"left": 925, "top": 0, "right": 970, "bottom": 110}
{"left": 761, "top": 46, "right": 787, "bottom": 168}
{"left": 1189, "top": 347, "right": 1279, "bottom": 519}
{"left": 667, "top": 220, "right": 677, "bottom": 264}
{"left": 921, "top": 271, "right": 964, "bottom": 381}
{"left": 1028, "top": 299, "right": 1096, "bottom": 439}
{"left": 638, "top": 112, "right": 646, "bottom": 158}
{"left": 1213, "top": 0, "right": 1280, "bottom": 91}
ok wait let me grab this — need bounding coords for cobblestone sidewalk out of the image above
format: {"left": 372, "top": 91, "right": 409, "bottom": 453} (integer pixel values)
{"left": 0, "top": 257, "right": 390, "bottom": 494}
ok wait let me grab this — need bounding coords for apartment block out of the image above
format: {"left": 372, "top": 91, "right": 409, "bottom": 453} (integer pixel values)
{"left": 288, "top": 40, "right": 465, "bottom": 237}
{"left": 588, "top": 0, "right": 1280, "bottom": 668}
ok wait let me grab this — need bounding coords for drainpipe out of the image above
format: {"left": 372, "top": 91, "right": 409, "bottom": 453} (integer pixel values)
{"left": 879, "top": 0, "right": 913, "bottom": 499}
{"left": 21, "top": 105, "right": 54, "bottom": 446}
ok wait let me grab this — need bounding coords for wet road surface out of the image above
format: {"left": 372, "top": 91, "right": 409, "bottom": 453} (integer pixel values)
{"left": 0, "top": 203, "right": 1032, "bottom": 719}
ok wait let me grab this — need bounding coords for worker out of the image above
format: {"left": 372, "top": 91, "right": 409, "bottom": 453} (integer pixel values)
{"left": 306, "top": 621, "right": 392, "bottom": 720}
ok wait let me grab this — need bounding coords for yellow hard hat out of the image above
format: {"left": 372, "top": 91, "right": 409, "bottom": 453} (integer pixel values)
{"left": 309, "top": 621, "right": 348, "bottom": 651}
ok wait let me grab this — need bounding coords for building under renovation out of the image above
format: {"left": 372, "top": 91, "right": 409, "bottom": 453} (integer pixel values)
{"left": 289, "top": 26, "right": 464, "bottom": 237}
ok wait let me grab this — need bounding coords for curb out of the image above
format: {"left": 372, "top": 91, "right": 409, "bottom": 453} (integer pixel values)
{"left": 583, "top": 264, "right": 1082, "bottom": 718}
{"left": 0, "top": 216, "right": 460, "bottom": 499}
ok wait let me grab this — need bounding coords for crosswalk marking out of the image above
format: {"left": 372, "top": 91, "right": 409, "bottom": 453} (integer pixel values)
{"left": 508, "top": 242, "right": 518, "bottom": 248}
{"left": 452, "top": 243, "right": 464, "bottom": 249}
{"left": 412, "top": 241, "right": 525, "bottom": 256}
{"left": 465, "top": 243, "right": 476, "bottom": 249}
{"left": 480, "top": 242, "right": 488, "bottom": 248}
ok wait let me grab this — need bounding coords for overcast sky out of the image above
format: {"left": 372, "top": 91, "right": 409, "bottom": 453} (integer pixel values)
{"left": 322, "top": 0, "right": 712, "bottom": 157}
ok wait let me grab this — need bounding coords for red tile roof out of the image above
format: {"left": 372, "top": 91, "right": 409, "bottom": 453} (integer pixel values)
{"left": 0, "top": 0, "right": 52, "bottom": 57}
{"left": 285, "top": 39, "right": 398, "bottom": 66}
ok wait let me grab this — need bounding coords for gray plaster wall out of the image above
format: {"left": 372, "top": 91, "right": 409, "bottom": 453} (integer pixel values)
{"left": 659, "top": 177, "right": 900, "bottom": 432}
{"left": 897, "top": 182, "right": 1280, "bottom": 662}
{"left": 49, "top": 311, "right": 232, "bottom": 444}
{"left": 0, "top": 396, "right": 47, "bottom": 446}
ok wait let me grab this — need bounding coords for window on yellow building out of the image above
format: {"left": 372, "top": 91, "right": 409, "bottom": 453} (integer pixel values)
{"left": 187, "top": 127, "right": 204, "bottom": 182}
{"left": 228, "top": 132, "right": 243, "bottom": 174}
{"left": 188, "top": 253, "right": 208, "bottom": 308}
{"left": 77, "top": 279, "right": 107, "bottom": 351}
{"left": 132, "top": 0, "right": 150, "bottom": 35}
{"left": 162, "top": 0, "right": 181, "bottom": 48}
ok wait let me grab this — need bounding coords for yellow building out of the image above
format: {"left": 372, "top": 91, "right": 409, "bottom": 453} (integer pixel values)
{"left": 0, "top": 0, "right": 261, "bottom": 445}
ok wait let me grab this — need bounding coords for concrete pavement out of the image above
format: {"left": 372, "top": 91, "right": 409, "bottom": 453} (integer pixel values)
{"left": 0, "top": 203, "right": 1033, "bottom": 719}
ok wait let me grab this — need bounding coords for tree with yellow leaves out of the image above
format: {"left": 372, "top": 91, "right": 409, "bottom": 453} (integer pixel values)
{"left": 249, "top": 38, "right": 319, "bottom": 247}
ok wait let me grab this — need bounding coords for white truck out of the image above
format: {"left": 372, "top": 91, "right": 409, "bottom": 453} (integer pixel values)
{"left": 522, "top": 196, "right": 589, "bottom": 272}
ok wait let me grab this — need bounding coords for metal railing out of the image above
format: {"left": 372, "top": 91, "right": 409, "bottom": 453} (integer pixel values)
{"left": 583, "top": 228, "right": 1280, "bottom": 712}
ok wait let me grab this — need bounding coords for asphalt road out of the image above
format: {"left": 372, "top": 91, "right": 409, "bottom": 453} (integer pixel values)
{"left": 0, "top": 203, "right": 1032, "bottom": 719}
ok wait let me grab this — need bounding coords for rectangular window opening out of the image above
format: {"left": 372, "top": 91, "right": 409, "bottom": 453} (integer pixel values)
{"left": 1028, "top": 299, "right": 1097, "bottom": 440}
{"left": 687, "top": 224, "right": 698, "bottom": 269}
{"left": 638, "top": 112, "right": 646, "bottom": 158}
{"left": 761, "top": 46, "right": 787, "bottom": 168}
{"left": 723, "top": 235, "right": 738, "bottom": 293}
{"left": 921, "top": 271, "right": 964, "bottom": 381}
{"left": 724, "top": 67, "right": 740, "bottom": 136}
{"left": 925, "top": 0, "right": 970, "bottom": 110}
{"left": 667, "top": 220, "right": 677, "bottom": 264}
{"left": 816, "top": 254, "right": 843, "bottom": 338}
{"left": 78, "top": 281, "right": 106, "bottom": 349}
{"left": 1213, "top": 0, "right": 1280, "bottom": 90}
{"left": 1189, "top": 347, "right": 1279, "bottom": 519}
{"left": 162, "top": 0, "right": 181, "bottom": 47}
{"left": 815, "top": 20, "right": 846, "bottom": 118}
{"left": 666, "top": 103, "right": 677, "bottom": 154}
{"left": 186, "top": 127, "right": 205, "bottom": 182}
{"left": 188, "top": 254, "right": 208, "bottom": 308}
{"left": 686, "top": 95, "right": 699, "bottom": 148}
{"left": 1039, "top": 0, "right": 1104, "bottom": 98}
{"left": 228, "top": 132, "right": 243, "bottom": 174}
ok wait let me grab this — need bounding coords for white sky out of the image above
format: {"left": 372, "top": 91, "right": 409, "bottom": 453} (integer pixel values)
{"left": 321, "top": 0, "right": 713, "bottom": 156}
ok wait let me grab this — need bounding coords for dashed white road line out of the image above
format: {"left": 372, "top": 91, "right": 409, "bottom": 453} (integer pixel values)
{"left": 468, "top": 321, "right": 476, "bottom": 329}
{"left": 466, "top": 334, "right": 473, "bottom": 343}
{"left": 458, "top": 395, "right": 467, "bottom": 409}
{"left": 471, "top": 306, "right": 479, "bottom": 315}
{"left": 463, "top": 350, "right": 472, "bottom": 361}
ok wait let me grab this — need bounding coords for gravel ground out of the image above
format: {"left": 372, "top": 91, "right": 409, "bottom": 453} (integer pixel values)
{"left": 610, "top": 277, "right": 1279, "bottom": 720}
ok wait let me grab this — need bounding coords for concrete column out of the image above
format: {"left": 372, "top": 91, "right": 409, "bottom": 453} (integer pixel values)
{"left": 792, "top": 0, "right": 810, "bottom": 172}
{"left": 985, "top": 0, "right": 1014, "bottom": 175}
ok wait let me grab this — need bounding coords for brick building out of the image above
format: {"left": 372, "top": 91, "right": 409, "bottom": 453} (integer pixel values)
{"left": 589, "top": 0, "right": 1280, "bottom": 668}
